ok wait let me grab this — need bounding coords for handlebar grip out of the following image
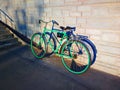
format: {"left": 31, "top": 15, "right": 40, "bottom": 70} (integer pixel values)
{"left": 52, "top": 20, "right": 59, "bottom": 25}
{"left": 39, "top": 20, "right": 41, "bottom": 24}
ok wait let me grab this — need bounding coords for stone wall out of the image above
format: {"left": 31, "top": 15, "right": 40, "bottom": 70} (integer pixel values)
{"left": 0, "top": 0, "right": 120, "bottom": 76}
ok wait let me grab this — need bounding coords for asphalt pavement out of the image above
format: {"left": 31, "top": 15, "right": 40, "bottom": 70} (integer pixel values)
{"left": 0, "top": 45, "right": 120, "bottom": 90}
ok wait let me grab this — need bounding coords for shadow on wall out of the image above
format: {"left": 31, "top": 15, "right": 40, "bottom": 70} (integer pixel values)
{"left": 15, "top": 8, "right": 28, "bottom": 36}
{"left": 14, "top": 0, "right": 44, "bottom": 38}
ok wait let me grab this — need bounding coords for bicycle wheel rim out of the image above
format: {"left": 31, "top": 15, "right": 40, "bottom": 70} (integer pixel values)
{"left": 61, "top": 40, "right": 91, "bottom": 74}
{"left": 31, "top": 33, "right": 46, "bottom": 58}
{"left": 45, "top": 32, "right": 56, "bottom": 56}
{"left": 81, "top": 39, "right": 97, "bottom": 65}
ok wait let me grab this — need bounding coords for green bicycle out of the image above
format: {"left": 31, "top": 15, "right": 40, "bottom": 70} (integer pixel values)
{"left": 31, "top": 19, "right": 91, "bottom": 74}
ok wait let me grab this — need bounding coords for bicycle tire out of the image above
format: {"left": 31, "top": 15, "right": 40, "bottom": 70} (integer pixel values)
{"left": 81, "top": 38, "right": 97, "bottom": 65}
{"left": 44, "top": 32, "right": 56, "bottom": 57}
{"left": 31, "top": 33, "right": 47, "bottom": 58}
{"left": 60, "top": 40, "right": 91, "bottom": 74}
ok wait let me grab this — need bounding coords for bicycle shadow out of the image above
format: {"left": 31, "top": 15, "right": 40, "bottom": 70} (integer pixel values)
{"left": 44, "top": 54, "right": 87, "bottom": 73}
{"left": 70, "top": 60, "right": 87, "bottom": 72}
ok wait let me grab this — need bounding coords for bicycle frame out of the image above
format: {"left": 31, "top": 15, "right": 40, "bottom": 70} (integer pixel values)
{"left": 42, "top": 27, "right": 74, "bottom": 58}
{"left": 31, "top": 19, "right": 91, "bottom": 74}
{"left": 39, "top": 19, "right": 89, "bottom": 59}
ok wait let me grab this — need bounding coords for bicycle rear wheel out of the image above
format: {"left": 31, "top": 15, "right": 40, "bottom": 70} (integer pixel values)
{"left": 76, "top": 35, "right": 97, "bottom": 65}
{"left": 31, "top": 33, "right": 46, "bottom": 58}
{"left": 60, "top": 40, "right": 91, "bottom": 74}
{"left": 81, "top": 39, "right": 97, "bottom": 65}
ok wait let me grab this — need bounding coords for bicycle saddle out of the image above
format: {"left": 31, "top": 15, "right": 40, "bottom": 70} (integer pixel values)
{"left": 60, "top": 26, "right": 76, "bottom": 30}
{"left": 60, "top": 26, "right": 66, "bottom": 30}
{"left": 66, "top": 26, "right": 76, "bottom": 30}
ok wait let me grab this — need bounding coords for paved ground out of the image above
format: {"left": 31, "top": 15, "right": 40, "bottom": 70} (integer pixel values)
{"left": 0, "top": 45, "right": 120, "bottom": 90}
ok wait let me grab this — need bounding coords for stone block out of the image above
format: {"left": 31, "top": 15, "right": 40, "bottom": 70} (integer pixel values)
{"left": 96, "top": 40, "right": 120, "bottom": 48}
{"left": 46, "top": 10, "right": 52, "bottom": 17}
{"left": 86, "top": 29, "right": 102, "bottom": 35}
{"left": 65, "top": 0, "right": 81, "bottom": 5}
{"left": 82, "top": 0, "right": 117, "bottom": 4}
{"left": 86, "top": 17, "right": 120, "bottom": 30}
{"left": 52, "top": 10, "right": 62, "bottom": 17}
{"left": 97, "top": 44, "right": 120, "bottom": 56}
{"left": 62, "top": 11, "right": 69, "bottom": 17}
{"left": 98, "top": 54, "right": 119, "bottom": 66}
{"left": 90, "top": 35, "right": 101, "bottom": 41}
{"left": 44, "top": 8, "right": 52, "bottom": 12}
{"left": 49, "top": 0, "right": 64, "bottom": 6}
{"left": 77, "top": 18, "right": 86, "bottom": 24}
{"left": 92, "top": 63, "right": 118, "bottom": 76}
{"left": 64, "top": 6, "right": 77, "bottom": 12}
{"left": 92, "top": 7, "right": 109, "bottom": 17}
{"left": 65, "top": 0, "right": 78, "bottom": 2}
{"left": 78, "top": 6, "right": 91, "bottom": 12}
{"left": 64, "top": 17, "right": 77, "bottom": 26}
{"left": 82, "top": 11, "right": 92, "bottom": 17}
{"left": 75, "top": 28, "right": 86, "bottom": 34}
{"left": 44, "top": 0, "right": 49, "bottom": 4}
{"left": 70, "top": 12, "right": 81, "bottom": 17}
{"left": 102, "top": 32, "right": 120, "bottom": 43}
{"left": 108, "top": 5, "right": 120, "bottom": 16}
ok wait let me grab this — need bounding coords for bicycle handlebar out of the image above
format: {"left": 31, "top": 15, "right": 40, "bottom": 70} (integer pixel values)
{"left": 39, "top": 19, "right": 75, "bottom": 32}
{"left": 39, "top": 19, "right": 59, "bottom": 26}
{"left": 52, "top": 20, "right": 59, "bottom": 26}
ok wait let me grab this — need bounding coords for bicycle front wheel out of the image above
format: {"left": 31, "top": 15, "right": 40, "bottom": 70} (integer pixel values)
{"left": 44, "top": 32, "right": 56, "bottom": 57}
{"left": 31, "top": 33, "right": 46, "bottom": 59}
{"left": 60, "top": 40, "right": 91, "bottom": 74}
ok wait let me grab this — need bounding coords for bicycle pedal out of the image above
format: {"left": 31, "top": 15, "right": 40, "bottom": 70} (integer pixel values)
{"left": 73, "top": 54, "right": 77, "bottom": 59}
{"left": 37, "top": 46, "right": 42, "bottom": 49}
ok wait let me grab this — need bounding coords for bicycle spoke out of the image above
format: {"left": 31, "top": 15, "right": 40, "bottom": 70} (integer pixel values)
{"left": 61, "top": 40, "right": 91, "bottom": 74}
{"left": 31, "top": 33, "right": 46, "bottom": 58}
